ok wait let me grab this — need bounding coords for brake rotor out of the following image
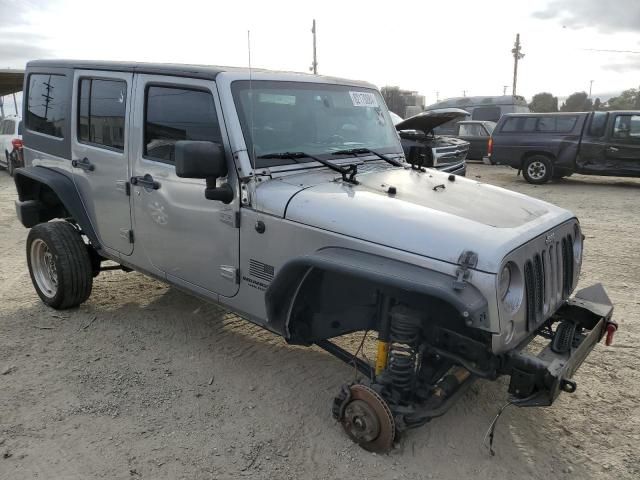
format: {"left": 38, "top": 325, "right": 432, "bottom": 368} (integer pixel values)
{"left": 340, "top": 384, "right": 395, "bottom": 453}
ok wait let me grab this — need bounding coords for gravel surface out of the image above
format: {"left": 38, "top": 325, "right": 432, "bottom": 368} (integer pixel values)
{"left": 1, "top": 164, "right": 638, "bottom": 479}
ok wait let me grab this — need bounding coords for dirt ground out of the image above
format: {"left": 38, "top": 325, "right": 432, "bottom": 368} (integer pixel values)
{"left": 1, "top": 164, "right": 638, "bottom": 480}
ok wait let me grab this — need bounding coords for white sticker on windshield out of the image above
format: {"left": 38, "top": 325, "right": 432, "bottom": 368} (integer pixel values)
{"left": 349, "top": 91, "right": 378, "bottom": 108}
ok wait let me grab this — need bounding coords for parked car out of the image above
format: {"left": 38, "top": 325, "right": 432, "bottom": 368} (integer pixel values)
{"left": 0, "top": 114, "right": 23, "bottom": 175}
{"left": 451, "top": 120, "right": 495, "bottom": 160}
{"left": 395, "top": 108, "right": 470, "bottom": 175}
{"left": 489, "top": 111, "right": 640, "bottom": 184}
{"left": 424, "top": 95, "right": 530, "bottom": 135}
{"left": 15, "top": 60, "right": 616, "bottom": 452}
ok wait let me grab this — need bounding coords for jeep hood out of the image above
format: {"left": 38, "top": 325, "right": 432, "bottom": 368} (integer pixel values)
{"left": 279, "top": 168, "right": 574, "bottom": 273}
{"left": 395, "top": 108, "right": 469, "bottom": 134}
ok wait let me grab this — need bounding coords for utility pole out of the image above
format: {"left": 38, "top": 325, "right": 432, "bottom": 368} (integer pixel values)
{"left": 13, "top": 93, "right": 18, "bottom": 114}
{"left": 310, "top": 19, "right": 318, "bottom": 75}
{"left": 436, "top": 91, "right": 439, "bottom": 102}
{"left": 462, "top": 90, "right": 466, "bottom": 97}
{"left": 503, "top": 85, "right": 509, "bottom": 95}
{"left": 511, "top": 33, "right": 524, "bottom": 97}
{"left": 589, "top": 80, "right": 594, "bottom": 98}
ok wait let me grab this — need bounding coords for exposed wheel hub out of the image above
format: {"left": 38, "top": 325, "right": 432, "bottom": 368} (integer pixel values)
{"left": 337, "top": 384, "right": 395, "bottom": 452}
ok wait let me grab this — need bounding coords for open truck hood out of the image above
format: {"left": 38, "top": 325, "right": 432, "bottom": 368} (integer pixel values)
{"left": 278, "top": 167, "right": 573, "bottom": 273}
{"left": 395, "top": 108, "right": 469, "bottom": 134}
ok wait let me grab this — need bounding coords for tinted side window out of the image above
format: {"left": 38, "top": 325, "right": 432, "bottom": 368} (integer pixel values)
{"left": 588, "top": 112, "right": 608, "bottom": 137}
{"left": 26, "top": 74, "right": 66, "bottom": 138}
{"left": 536, "top": 116, "right": 577, "bottom": 132}
{"left": 472, "top": 107, "right": 501, "bottom": 122}
{"left": 501, "top": 117, "right": 520, "bottom": 132}
{"left": 78, "top": 78, "right": 127, "bottom": 150}
{"left": 612, "top": 114, "right": 640, "bottom": 143}
{"left": 144, "top": 86, "right": 221, "bottom": 163}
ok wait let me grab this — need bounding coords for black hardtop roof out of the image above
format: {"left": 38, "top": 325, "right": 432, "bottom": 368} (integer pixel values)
{"left": 26, "top": 59, "right": 371, "bottom": 86}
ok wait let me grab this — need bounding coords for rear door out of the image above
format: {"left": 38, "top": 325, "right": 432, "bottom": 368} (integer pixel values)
{"left": 603, "top": 113, "right": 640, "bottom": 175}
{"left": 70, "top": 70, "right": 134, "bottom": 255}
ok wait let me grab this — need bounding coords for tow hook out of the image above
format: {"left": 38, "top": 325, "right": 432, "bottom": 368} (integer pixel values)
{"left": 605, "top": 321, "right": 618, "bottom": 346}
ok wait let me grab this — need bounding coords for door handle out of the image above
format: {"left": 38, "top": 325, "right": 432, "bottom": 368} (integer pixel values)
{"left": 607, "top": 146, "right": 619, "bottom": 153}
{"left": 131, "top": 174, "right": 161, "bottom": 190}
{"left": 71, "top": 157, "right": 95, "bottom": 171}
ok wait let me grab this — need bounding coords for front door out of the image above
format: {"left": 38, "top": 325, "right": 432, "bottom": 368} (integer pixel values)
{"left": 129, "top": 74, "right": 239, "bottom": 297}
{"left": 70, "top": 70, "right": 134, "bottom": 255}
{"left": 604, "top": 113, "right": 640, "bottom": 175}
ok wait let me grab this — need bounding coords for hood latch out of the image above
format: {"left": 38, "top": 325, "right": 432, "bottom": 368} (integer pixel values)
{"left": 453, "top": 250, "right": 478, "bottom": 291}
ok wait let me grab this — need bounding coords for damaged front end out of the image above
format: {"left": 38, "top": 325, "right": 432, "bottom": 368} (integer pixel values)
{"left": 501, "top": 283, "right": 616, "bottom": 407}
{"left": 328, "top": 283, "right": 616, "bottom": 452}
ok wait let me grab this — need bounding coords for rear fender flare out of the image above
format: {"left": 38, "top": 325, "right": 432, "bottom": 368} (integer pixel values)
{"left": 264, "top": 247, "right": 489, "bottom": 344}
{"left": 13, "top": 166, "right": 101, "bottom": 249}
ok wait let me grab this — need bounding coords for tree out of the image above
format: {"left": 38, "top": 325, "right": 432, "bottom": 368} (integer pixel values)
{"left": 605, "top": 88, "right": 639, "bottom": 110}
{"left": 529, "top": 92, "right": 558, "bottom": 112}
{"left": 560, "top": 91, "right": 592, "bottom": 112}
{"left": 593, "top": 98, "right": 602, "bottom": 111}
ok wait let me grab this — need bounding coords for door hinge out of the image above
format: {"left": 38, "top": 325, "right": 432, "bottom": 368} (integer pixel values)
{"left": 220, "top": 265, "right": 239, "bottom": 284}
{"left": 219, "top": 210, "right": 241, "bottom": 228}
{"left": 120, "top": 229, "right": 134, "bottom": 243}
{"left": 453, "top": 250, "right": 478, "bottom": 291}
{"left": 125, "top": 181, "right": 131, "bottom": 196}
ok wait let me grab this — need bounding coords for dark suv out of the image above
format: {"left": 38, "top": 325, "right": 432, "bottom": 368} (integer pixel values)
{"left": 489, "top": 111, "right": 640, "bottom": 184}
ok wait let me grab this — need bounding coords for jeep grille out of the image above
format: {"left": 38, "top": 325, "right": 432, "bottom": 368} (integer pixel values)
{"left": 524, "top": 233, "right": 574, "bottom": 331}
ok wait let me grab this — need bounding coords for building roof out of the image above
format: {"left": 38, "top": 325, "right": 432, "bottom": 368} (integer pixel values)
{"left": 0, "top": 69, "right": 24, "bottom": 96}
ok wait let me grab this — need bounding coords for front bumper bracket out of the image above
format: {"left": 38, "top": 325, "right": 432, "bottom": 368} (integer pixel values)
{"left": 503, "top": 283, "right": 616, "bottom": 407}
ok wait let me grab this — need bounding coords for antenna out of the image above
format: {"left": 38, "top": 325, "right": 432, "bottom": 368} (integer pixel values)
{"left": 247, "top": 30, "right": 258, "bottom": 207}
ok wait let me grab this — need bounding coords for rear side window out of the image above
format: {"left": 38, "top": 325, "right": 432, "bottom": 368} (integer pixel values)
{"left": 78, "top": 78, "right": 127, "bottom": 150}
{"left": 472, "top": 107, "right": 501, "bottom": 122}
{"left": 500, "top": 117, "right": 521, "bottom": 132}
{"left": 26, "top": 74, "right": 66, "bottom": 138}
{"left": 144, "top": 86, "right": 221, "bottom": 163}
{"left": 500, "top": 116, "right": 576, "bottom": 133}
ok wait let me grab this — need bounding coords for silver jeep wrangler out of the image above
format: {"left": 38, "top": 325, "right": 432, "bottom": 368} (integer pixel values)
{"left": 15, "top": 60, "right": 617, "bottom": 452}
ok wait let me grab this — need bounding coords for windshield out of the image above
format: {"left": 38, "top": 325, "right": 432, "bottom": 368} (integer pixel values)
{"left": 232, "top": 81, "right": 402, "bottom": 168}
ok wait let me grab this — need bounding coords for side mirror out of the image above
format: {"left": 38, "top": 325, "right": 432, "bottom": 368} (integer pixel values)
{"left": 175, "top": 140, "right": 233, "bottom": 203}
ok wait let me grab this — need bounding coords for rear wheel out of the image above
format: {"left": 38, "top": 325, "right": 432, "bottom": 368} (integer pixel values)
{"left": 27, "top": 222, "right": 93, "bottom": 309}
{"left": 522, "top": 155, "right": 553, "bottom": 184}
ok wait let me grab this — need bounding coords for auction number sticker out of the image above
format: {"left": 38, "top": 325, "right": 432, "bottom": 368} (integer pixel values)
{"left": 349, "top": 91, "right": 378, "bottom": 107}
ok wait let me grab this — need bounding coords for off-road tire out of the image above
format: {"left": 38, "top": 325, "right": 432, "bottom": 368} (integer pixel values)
{"left": 522, "top": 155, "right": 553, "bottom": 184}
{"left": 26, "top": 222, "right": 93, "bottom": 309}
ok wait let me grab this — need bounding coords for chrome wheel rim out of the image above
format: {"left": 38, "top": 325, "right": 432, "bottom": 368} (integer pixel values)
{"left": 30, "top": 238, "right": 58, "bottom": 298}
{"left": 527, "top": 161, "right": 547, "bottom": 180}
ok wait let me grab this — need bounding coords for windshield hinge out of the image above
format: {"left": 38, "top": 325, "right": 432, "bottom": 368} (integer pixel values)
{"left": 453, "top": 250, "right": 478, "bottom": 291}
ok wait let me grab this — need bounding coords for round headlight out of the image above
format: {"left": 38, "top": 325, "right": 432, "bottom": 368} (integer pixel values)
{"left": 499, "top": 264, "right": 512, "bottom": 300}
{"left": 573, "top": 224, "right": 583, "bottom": 263}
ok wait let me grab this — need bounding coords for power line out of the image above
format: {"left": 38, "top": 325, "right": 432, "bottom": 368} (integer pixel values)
{"left": 583, "top": 48, "right": 640, "bottom": 54}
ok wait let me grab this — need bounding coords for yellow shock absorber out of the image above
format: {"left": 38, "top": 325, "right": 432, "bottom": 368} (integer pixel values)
{"left": 375, "top": 340, "right": 389, "bottom": 376}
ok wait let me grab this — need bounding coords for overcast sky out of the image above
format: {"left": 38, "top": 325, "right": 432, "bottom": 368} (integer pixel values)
{"left": 1, "top": 0, "right": 639, "bottom": 114}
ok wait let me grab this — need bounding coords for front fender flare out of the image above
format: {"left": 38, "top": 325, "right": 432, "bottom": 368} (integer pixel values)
{"left": 13, "top": 166, "right": 101, "bottom": 249}
{"left": 265, "top": 247, "right": 489, "bottom": 343}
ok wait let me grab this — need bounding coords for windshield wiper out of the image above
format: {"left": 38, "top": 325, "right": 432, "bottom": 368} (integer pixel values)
{"left": 257, "top": 151, "right": 359, "bottom": 184}
{"left": 331, "top": 147, "right": 403, "bottom": 167}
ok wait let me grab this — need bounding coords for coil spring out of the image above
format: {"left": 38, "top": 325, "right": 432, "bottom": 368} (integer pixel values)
{"left": 387, "top": 312, "right": 421, "bottom": 393}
